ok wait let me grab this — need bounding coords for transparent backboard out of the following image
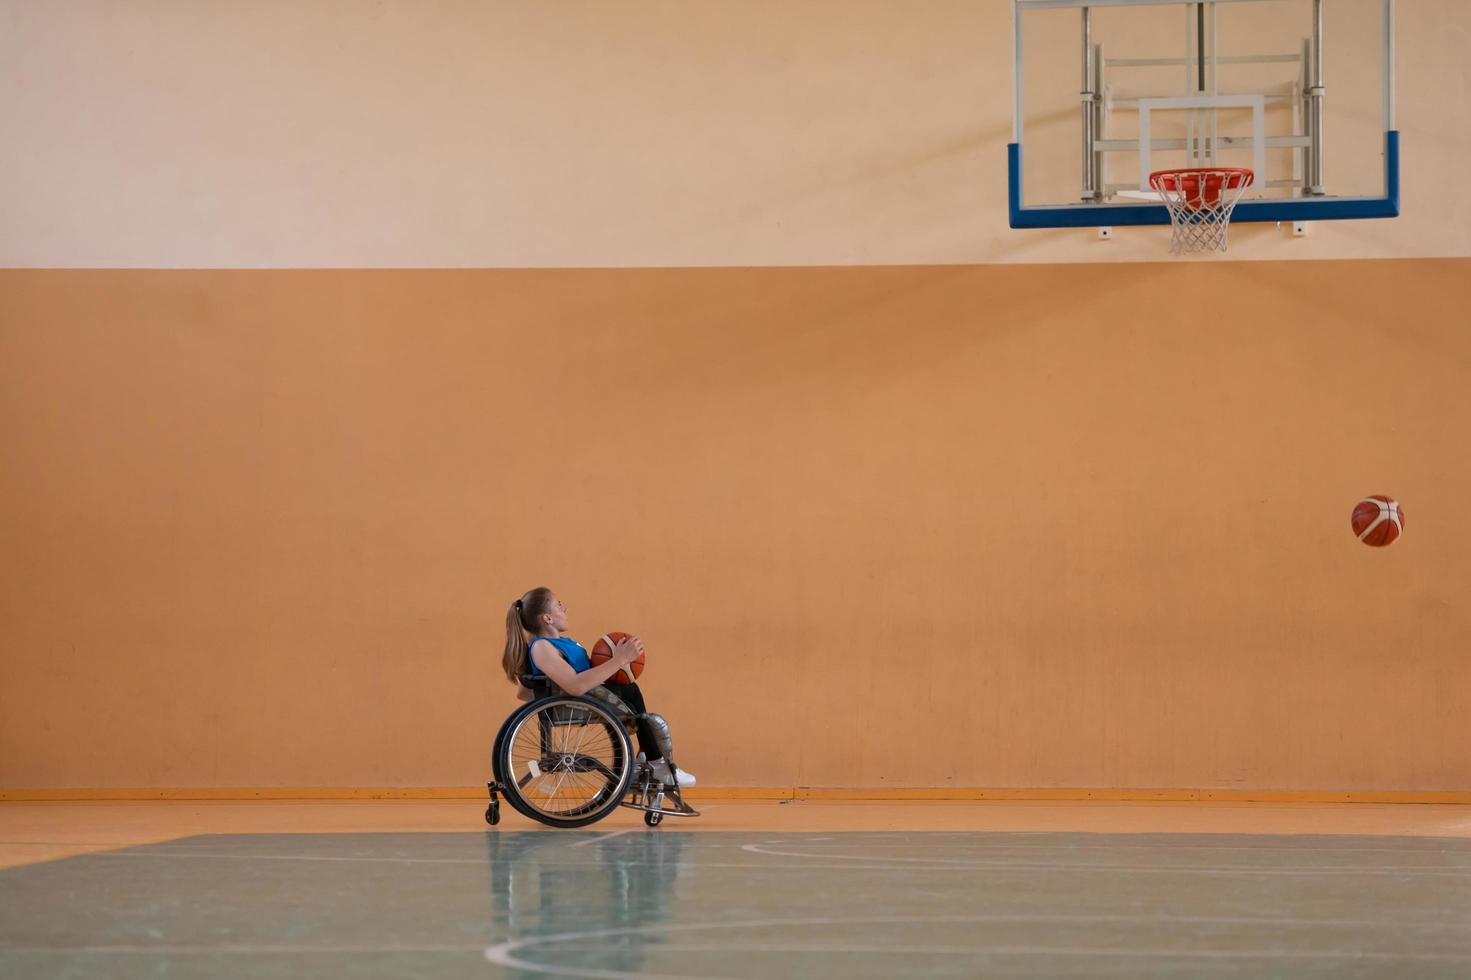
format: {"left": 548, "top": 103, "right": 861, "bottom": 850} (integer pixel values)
{"left": 1011, "top": 0, "right": 1396, "bottom": 226}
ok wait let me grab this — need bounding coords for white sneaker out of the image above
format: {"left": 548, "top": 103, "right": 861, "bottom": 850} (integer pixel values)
{"left": 649, "top": 759, "right": 696, "bottom": 788}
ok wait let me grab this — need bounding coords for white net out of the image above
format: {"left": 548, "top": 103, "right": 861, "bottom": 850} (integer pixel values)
{"left": 1149, "top": 169, "right": 1254, "bottom": 255}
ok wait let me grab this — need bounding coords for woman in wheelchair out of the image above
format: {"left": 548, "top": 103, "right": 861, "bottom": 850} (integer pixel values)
{"left": 486, "top": 587, "right": 698, "bottom": 827}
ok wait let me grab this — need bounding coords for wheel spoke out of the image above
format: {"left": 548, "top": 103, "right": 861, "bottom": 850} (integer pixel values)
{"left": 501, "top": 698, "right": 629, "bottom": 821}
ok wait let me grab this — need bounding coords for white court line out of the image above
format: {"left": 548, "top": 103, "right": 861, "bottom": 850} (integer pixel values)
{"left": 98, "top": 835, "right": 1471, "bottom": 858}
{"left": 78, "top": 850, "right": 973, "bottom": 871}
{"left": 768, "top": 839, "right": 1471, "bottom": 855}
{"left": 484, "top": 914, "right": 1471, "bottom": 979}
{"left": 76, "top": 846, "right": 475, "bottom": 867}
{"left": 568, "top": 829, "right": 640, "bottom": 848}
{"left": 9, "top": 940, "right": 1467, "bottom": 966}
{"left": 78, "top": 849, "right": 879, "bottom": 870}
{"left": 738, "top": 843, "right": 1471, "bottom": 877}
{"left": 9, "top": 913, "right": 1469, "bottom": 959}
{"left": 559, "top": 938, "right": 1471, "bottom": 954}
{"left": 74, "top": 848, "right": 1471, "bottom": 876}
{"left": 90, "top": 851, "right": 492, "bottom": 865}
{"left": 2, "top": 943, "right": 488, "bottom": 955}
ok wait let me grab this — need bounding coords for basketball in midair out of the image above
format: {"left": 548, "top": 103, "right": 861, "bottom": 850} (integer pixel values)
{"left": 589, "top": 631, "right": 645, "bottom": 684}
{"left": 1351, "top": 495, "right": 1404, "bottom": 547}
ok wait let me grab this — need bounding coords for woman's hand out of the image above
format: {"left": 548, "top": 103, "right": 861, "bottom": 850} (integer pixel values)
{"left": 613, "top": 634, "right": 643, "bottom": 667}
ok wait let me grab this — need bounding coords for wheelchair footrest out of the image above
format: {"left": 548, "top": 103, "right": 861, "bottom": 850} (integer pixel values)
{"left": 621, "top": 775, "right": 700, "bottom": 817}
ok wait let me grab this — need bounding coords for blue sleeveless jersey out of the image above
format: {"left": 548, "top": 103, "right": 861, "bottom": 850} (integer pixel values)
{"left": 527, "top": 636, "right": 592, "bottom": 676}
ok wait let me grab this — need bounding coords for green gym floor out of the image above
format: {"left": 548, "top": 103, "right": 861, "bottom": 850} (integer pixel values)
{"left": 3, "top": 806, "right": 1471, "bottom": 979}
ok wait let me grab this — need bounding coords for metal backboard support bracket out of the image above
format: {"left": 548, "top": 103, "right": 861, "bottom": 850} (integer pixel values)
{"left": 1008, "top": 0, "right": 1399, "bottom": 229}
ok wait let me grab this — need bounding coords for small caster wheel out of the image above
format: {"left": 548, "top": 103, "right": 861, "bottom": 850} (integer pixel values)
{"left": 485, "top": 801, "right": 500, "bottom": 826}
{"left": 644, "top": 810, "right": 663, "bottom": 827}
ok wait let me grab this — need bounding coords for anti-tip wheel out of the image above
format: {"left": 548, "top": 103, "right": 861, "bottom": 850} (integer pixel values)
{"left": 644, "top": 810, "right": 663, "bottom": 827}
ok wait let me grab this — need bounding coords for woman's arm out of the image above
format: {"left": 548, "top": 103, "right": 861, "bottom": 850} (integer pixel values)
{"left": 530, "top": 637, "right": 642, "bottom": 697}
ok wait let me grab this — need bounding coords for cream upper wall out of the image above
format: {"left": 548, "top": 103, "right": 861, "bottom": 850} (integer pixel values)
{"left": 1, "top": 0, "right": 1467, "bottom": 268}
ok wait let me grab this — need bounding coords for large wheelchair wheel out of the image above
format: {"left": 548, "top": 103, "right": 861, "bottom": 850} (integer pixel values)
{"left": 493, "top": 696, "right": 634, "bottom": 828}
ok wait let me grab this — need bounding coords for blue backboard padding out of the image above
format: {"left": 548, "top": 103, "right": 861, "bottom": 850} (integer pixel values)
{"left": 1009, "top": 131, "right": 1399, "bottom": 228}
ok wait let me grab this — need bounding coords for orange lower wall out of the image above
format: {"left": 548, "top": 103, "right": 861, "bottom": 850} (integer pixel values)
{"left": 2, "top": 262, "right": 1468, "bottom": 792}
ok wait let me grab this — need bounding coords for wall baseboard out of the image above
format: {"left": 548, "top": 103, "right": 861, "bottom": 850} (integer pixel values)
{"left": 3, "top": 787, "right": 1468, "bottom": 804}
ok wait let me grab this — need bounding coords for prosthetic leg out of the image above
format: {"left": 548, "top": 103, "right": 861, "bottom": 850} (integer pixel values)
{"left": 623, "top": 712, "right": 699, "bottom": 826}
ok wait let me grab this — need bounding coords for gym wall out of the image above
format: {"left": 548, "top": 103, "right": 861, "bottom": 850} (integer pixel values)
{"left": 2, "top": 1, "right": 1469, "bottom": 794}
{"left": 3, "top": 0, "right": 1467, "bottom": 267}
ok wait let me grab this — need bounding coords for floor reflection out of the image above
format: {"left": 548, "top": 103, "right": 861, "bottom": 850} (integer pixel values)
{"left": 486, "top": 830, "right": 688, "bottom": 976}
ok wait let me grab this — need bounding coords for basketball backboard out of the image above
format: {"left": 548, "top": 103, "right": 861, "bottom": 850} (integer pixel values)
{"left": 1010, "top": 0, "right": 1397, "bottom": 228}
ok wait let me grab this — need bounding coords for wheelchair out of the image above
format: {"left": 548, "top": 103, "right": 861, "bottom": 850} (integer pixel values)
{"left": 485, "top": 675, "right": 700, "bottom": 828}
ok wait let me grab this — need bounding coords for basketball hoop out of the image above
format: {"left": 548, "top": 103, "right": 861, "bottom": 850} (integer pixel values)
{"left": 1149, "top": 168, "right": 1254, "bottom": 255}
